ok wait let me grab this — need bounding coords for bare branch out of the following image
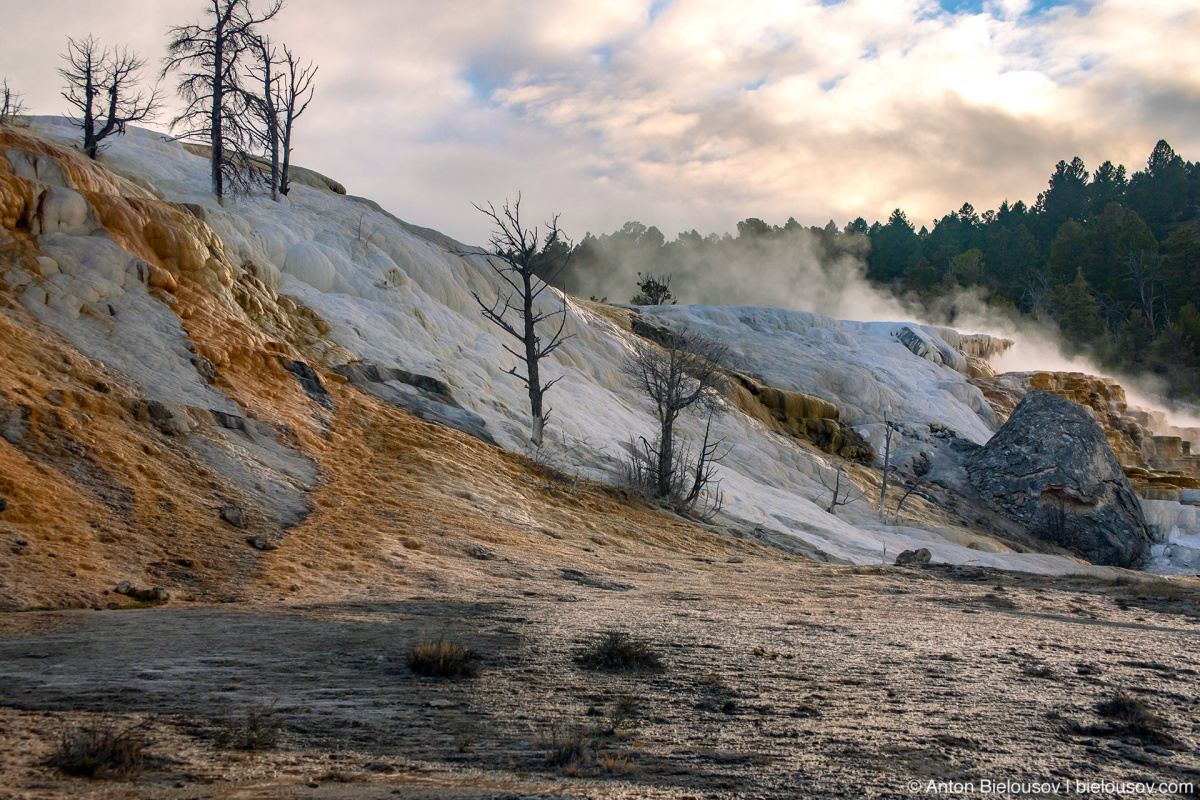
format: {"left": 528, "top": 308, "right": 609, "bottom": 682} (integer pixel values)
{"left": 460, "top": 195, "right": 573, "bottom": 446}
{"left": 0, "top": 79, "right": 25, "bottom": 125}
{"left": 162, "top": 0, "right": 286, "bottom": 200}
{"left": 623, "top": 330, "right": 730, "bottom": 501}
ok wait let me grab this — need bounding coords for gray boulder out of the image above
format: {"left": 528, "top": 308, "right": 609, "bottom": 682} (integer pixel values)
{"left": 895, "top": 548, "right": 932, "bottom": 566}
{"left": 965, "top": 391, "right": 1151, "bottom": 568}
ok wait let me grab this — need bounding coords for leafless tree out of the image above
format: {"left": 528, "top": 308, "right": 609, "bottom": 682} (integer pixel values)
{"left": 469, "top": 195, "right": 573, "bottom": 446}
{"left": 163, "top": 0, "right": 284, "bottom": 202}
{"left": 818, "top": 458, "right": 864, "bottom": 515}
{"left": 246, "top": 34, "right": 280, "bottom": 198}
{"left": 0, "top": 79, "right": 25, "bottom": 125}
{"left": 877, "top": 411, "right": 898, "bottom": 515}
{"left": 274, "top": 44, "right": 315, "bottom": 197}
{"left": 1121, "top": 248, "right": 1168, "bottom": 334}
{"left": 623, "top": 331, "right": 729, "bottom": 501}
{"left": 1016, "top": 273, "right": 1053, "bottom": 321}
{"left": 620, "top": 414, "right": 727, "bottom": 520}
{"left": 892, "top": 453, "right": 932, "bottom": 520}
{"left": 59, "top": 36, "right": 162, "bottom": 159}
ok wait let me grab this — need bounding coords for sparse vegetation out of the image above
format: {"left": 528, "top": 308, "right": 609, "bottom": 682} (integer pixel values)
{"left": 59, "top": 35, "right": 162, "bottom": 159}
{"left": 631, "top": 272, "right": 675, "bottom": 306}
{"left": 817, "top": 457, "right": 865, "bottom": 515}
{"left": 1, "top": 78, "right": 27, "bottom": 125}
{"left": 1096, "top": 690, "right": 1173, "bottom": 745}
{"left": 466, "top": 195, "right": 573, "bottom": 446}
{"left": 621, "top": 331, "right": 730, "bottom": 517}
{"left": 1021, "top": 663, "right": 1057, "bottom": 680}
{"left": 598, "top": 753, "right": 634, "bottom": 774}
{"left": 576, "top": 631, "right": 663, "bottom": 672}
{"left": 542, "top": 724, "right": 594, "bottom": 768}
{"left": 213, "top": 703, "right": 281, "bottom": 750}
{"left": 48, "top": 717, "right": 152, "bottom": 778}
{"left": 406, "top": 638, "right": 479, "bottom": 678}
{"left": 610, "top": 696, "right": 639, "bottom": 731}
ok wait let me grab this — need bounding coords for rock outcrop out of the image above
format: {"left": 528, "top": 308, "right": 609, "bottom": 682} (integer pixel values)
{"left": 972, "top": 371, "right": 1200, "bottom": 500}
{"left": 965, "top": 391, "right": 1152, "bottom": 568}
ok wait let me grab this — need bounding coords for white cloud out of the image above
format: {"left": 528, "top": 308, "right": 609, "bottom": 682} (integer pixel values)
{"left": 1, "top": 0, "right": 1196, "bottom": 244}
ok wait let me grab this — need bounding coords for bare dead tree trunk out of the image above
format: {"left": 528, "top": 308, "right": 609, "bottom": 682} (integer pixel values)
{"left": 878, "top": 411, "right": 895, "bottom": 515}
{"left": 0, "top": 79, "right": 25, "bottom": 125}
{"left": 892, "top": 454, "right": 932, "bottom": 520}
{"left": 276, "top": 45, "right": 316, "bottom": 197}
{"left": 467, "top": 196, "right": 573, "bottom": 446}
{"left": 1122, "top": 248, "right": 1166, "bottom": 335}
{"left": 680, "top": 413, "right": 726, "bottom": 515}
{"left": 249, "top": 34, "right": 279, "bottom": 199}
{"left": 819, "top": 458, "right": 864, "bottom": 514}
{"left": 164, "top": 0, "right": 282, "bottom": 202}
{"left": 624, "top": 331, "right": 729, "bottom": 500}
{"left": 61, "top": 36, "right": 161, "bottom": 159}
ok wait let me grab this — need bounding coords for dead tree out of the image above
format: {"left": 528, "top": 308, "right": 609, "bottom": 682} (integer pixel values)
{"left": 247, "top": 34, "right": 280, "bottom": 198}
{"left": 878, "top": 411, "right": 898, "bottom": 515}
{"left": 163, "top": 0, "right": 284, "bottom": 202}
{"left": 275, "top": 45, "right": 316, "bottom": 197}
{"left": 892, "top": 453, "right": 932, "bottom": 520}
{"left": 819, "top": 458, "right": 865, "bottom": 515}
{"left": 59, "top": 36, "right": 161, "bottom": 159}
{"left": 1121, "top": 248, "right": 1167, "bottom": 334}
{"left": 470, "top": 195, "right": 573, "bottom": 446}
{"left": 0, "top": 79, "right": 25, "bottom": 125}
{"left": 678, "top": 413, "right": 728, "bottom": 517}
{"left": 624, "top": 331, "right": 729, "bottom": 501}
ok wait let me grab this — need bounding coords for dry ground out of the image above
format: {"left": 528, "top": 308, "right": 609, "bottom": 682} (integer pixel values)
{"left": 1, "top": 560, "right": 1198, "bottom": 799}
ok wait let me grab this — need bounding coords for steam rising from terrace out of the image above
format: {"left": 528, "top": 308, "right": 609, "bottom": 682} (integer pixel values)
{"left": 554, "top": 217, "right": 1200, "bottom": 433}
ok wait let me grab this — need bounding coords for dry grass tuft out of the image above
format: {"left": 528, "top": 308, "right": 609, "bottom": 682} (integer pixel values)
{"left": 542, "top": 725, "right": 594, "bottom": 768}
{"left": 576, "top": 631, "right": 663, "bottom": 672}
{"left": 48, "top": 717, "right": 152, "bottom": 779}
{"left": 213, "top": 703, "right": 282, "bottom": 750}
{"left": 406, "top": 639, "right": 479, "bottom": 678}
{"left": 1096, "top": 690, "right": 1172, "bottom": 743}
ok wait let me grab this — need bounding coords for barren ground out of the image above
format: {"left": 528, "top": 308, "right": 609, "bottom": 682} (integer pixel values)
{"left": 2, "top": 561, "right": 1199, "bottom": 799}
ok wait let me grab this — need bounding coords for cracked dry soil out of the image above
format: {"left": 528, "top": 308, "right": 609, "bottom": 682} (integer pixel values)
{"left": 1, "top": 562, "right": 1198, "bottom": 799}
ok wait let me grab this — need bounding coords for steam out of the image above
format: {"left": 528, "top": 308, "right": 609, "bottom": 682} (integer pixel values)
{"left": 569, "top": 223, "right": 1200, "bottom": 435}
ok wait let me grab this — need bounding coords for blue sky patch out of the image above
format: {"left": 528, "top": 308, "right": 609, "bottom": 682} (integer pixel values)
{"left": 463, "top": 60, "right": 504, "bottom": 103}
{"left": 820, "top": 75, "right": 845, "bottom": 92}
{"left": 937, "top": 0, "right": 1079, "bottom": 16}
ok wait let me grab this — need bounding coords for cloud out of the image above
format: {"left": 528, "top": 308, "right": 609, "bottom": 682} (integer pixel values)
{"left": 1, "top": 0, "right": 1196, "bottom": 246}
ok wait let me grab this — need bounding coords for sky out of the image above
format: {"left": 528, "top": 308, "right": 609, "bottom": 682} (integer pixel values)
{"left": 2, "top": 0, "right": 1199, "bottom": 246}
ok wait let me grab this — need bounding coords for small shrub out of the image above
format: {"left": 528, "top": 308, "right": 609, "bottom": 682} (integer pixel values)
{"left": 722, "top": 699, "right": 738, "bottom": 714}
{"left": 406, "top": 639, "right": 479, "bottom": 678}
{"left": 455, "top": 733, "right": 476, "bottom": 753}
{"left": 599, "top": 754, "right": 633, "bottom": 774}
{"left": 1097, "top": 690, "right": 1169, "bottom": 741}
{"left": 611, "top": 696, "right": 639, "bottom": 730}
{"left": 576, "top": 631, "right": 663, "bottom": 672}
{"left": 317, "top": 769, "right": 350, "bottom": 782}
{"left": 48, "top": 717, "right": 151, "bottom": 779}
{"left": 542, "top": 725, "right": 593, "bottom": 768}
{"left": 213, "top": 703, "right": 281, "bottom": 750}
{"left": 1021, "top": 663, "right": 1056, "bottom": 679}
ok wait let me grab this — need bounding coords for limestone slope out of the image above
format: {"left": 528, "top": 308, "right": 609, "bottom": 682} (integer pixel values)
{"left": 0, "top": 118, "right": 1149, "bottom": 609}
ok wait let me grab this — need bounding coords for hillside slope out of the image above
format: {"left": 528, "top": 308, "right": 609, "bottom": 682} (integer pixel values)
{"left": 1, "top": 118, "right": 1192, "bottom": 606}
